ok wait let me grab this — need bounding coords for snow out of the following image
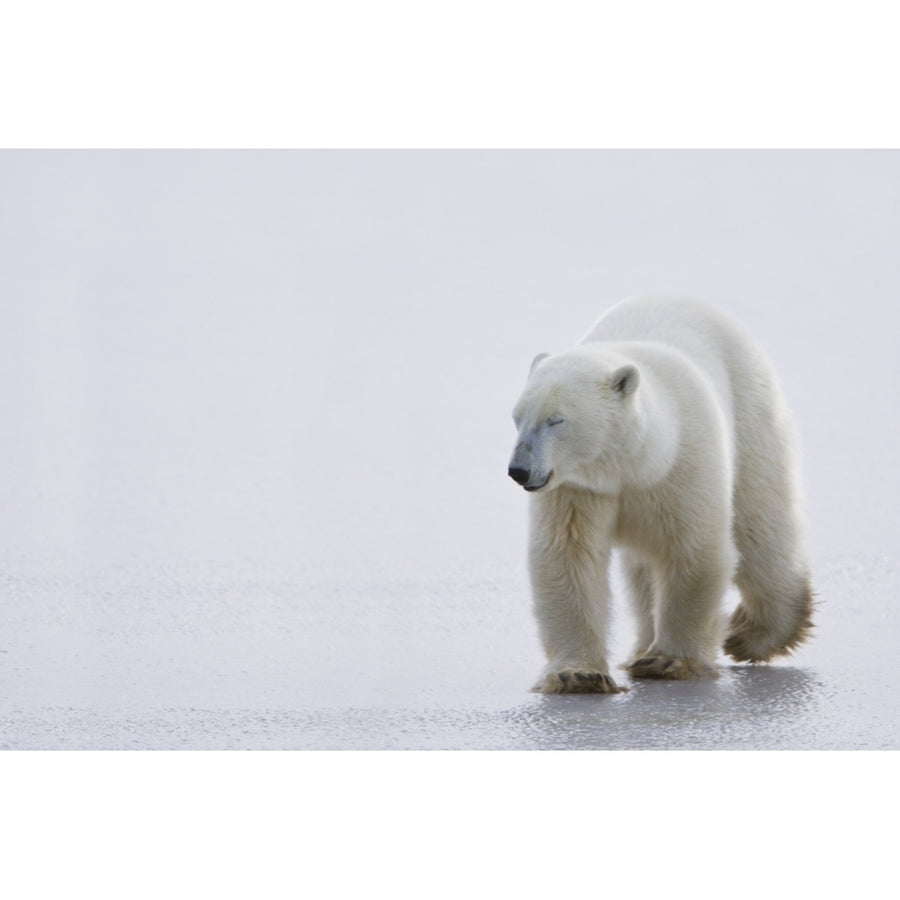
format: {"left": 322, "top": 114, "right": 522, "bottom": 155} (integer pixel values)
{"left": 2, "top": 150, "right": 898, "bottom": 749}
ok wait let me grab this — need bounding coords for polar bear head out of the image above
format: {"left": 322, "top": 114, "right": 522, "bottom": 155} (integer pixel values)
{"left": 508, "top": 347, "right": 640, "bottom": 493}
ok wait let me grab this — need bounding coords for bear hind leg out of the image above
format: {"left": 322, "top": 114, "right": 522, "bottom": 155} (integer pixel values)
{"left": 622, "top": 554, "right": 656, "bottom": 666}
{"left": 724, "top": 566, "right": 814, "bottom": 663}
{"left": 726, "top": 500, "right": 814, "bottom": 661}
{"left": 726, "top": 416, "right": 815, "bottom": 663}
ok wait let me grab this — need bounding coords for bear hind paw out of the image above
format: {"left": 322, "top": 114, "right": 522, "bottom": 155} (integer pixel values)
{"left": 723, "top": 601, "right": 815, "bottom": 663}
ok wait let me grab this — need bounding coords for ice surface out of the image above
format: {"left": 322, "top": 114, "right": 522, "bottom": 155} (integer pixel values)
{"left": 1, "top": 150, "right": 898, "bottom": 749}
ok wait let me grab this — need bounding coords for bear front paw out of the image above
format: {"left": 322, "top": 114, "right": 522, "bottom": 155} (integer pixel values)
{"left": 532, "top": 669, "right": 626, "bottom": 694}
{"left": 626, "top": 654, "right": 718, "bottom": 680}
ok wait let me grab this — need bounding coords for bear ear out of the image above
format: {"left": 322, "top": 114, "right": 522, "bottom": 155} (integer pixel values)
{"left": 611, "top": 364, "right": 639, "bottom": 398}
{"left": 529, "top": 352, "right": 550, "bottom": 375}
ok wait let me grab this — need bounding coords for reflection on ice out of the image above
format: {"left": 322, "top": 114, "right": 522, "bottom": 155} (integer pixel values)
{"left": 503, "top": 665, "right": 824, "bottom": 751}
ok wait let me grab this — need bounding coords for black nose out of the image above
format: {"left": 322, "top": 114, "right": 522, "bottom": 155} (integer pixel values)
{"left": 508, "top": 466, "right": 530, "bottom": 485}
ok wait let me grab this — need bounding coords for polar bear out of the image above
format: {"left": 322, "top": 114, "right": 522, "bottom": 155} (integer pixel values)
{"left": 508, "top": 295, "right": 813, "bottom": 693}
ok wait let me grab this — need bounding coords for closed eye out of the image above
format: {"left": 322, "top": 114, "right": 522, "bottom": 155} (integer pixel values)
{"left": 547, "top": 417, "right": 564, "bottom": 427}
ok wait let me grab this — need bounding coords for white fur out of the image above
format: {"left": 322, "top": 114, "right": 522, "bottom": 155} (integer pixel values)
{"left": 509, "top": 295, "right": 813, "bottom": 694}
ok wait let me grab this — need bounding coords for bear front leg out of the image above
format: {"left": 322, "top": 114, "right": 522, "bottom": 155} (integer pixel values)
{"left": 528, "top": 491, "right": 625, "bottom": 694}
{"left": 625, "top": 550, "right": 731, "bottom": 681}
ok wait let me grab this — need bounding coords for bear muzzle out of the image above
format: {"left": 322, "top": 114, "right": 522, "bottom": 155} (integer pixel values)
{"left": 508, "top": 466, "right": 552, "bottom": 491}
{"left": 508, "top": 466, "right": 530, "bottom": 486}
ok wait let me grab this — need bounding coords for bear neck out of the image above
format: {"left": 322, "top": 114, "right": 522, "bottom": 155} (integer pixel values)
{"left": 613, "top": 378, "right": 680, "bottom": 490}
